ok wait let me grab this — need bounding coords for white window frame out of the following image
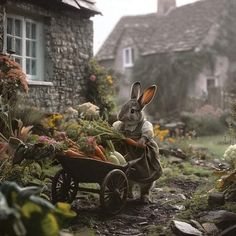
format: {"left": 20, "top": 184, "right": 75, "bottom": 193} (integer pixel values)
{"left": 4, "top": 14, "right": 45, "bottom": 82}
{"left": 123, "top": 47, "right": 134, "bottom": 68}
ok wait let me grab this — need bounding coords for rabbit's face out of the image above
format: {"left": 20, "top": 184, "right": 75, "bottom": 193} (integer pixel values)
{"left": 117, "top": 82, "right": 157, "bottom": 126}
{"left": 118, "top": 99, "right": 143, "bottom": 125}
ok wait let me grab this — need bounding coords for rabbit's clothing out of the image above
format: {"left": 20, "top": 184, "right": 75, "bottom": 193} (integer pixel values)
{"left": 113, "top": 120, "right": 154, "bottom": 139}
{"left": 113, "top": 119, "right": 162, "bottom": 183}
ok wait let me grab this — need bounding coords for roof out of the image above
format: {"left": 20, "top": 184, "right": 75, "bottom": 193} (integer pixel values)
{"left": 61, "top": 0, "right": 101, "bottom": 14}
{"left": 96, "top": 0, "right": 228, "bottom": 60}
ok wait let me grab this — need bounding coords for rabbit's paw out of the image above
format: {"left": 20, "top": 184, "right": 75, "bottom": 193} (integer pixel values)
{"left": 138, "top": 137, "right": 147, "bottom": 146}
{"left": 140, "top": 194, "right": 152, "bottom": 204}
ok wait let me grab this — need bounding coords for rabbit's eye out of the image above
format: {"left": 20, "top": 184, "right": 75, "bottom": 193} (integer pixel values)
{"left": 131, "top": 109, "right": 135, "bottom": 114}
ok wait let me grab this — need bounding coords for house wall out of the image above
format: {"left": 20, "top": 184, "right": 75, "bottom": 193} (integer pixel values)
{"left": 0, "top": 0, "right": 93, "bottom": 112}
{"left": 113, "top": 32, "right": 141, "bottom": 105}
{"left": 189, "top": 56, "right": 229, "bottom": 97}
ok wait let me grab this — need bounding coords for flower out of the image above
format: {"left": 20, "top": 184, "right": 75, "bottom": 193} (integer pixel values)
{"left": 0, "top": 54, "right": 28, "bottom": 93}
{"left": 42, "top": 113, "right": 63, "bottom": 129}
{"left": 38, "top": 136, "right": 57, "bottom": 145}
{"left": 89, "top": 74, "right": 96, "bottom": 82}
{"left": 223, "top": 144, "right": 236, "bottom": 168}
{"left": 87, "top": 136, "right": 96, "bottom": 145}
{"left": 106, "top": 75, "right": 113, "bottom": 85}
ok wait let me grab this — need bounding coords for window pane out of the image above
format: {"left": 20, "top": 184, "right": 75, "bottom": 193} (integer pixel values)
{"left": 31, "top": 41, "right": 36, "bottom": 57}
{"left": 31, "top": 60, "right": 36, "bottom": 75}
{"left": 7, "top": 18, "right": 13, "bottom": 34}
{"left": 26, "top": 22, "right": 31, "bottom": 38}
{"left": 7, "top": 37, "right": 13, "bottom": 51}
{"left": 15, "top": 38, "right": 22, "bottom": 55}
{"left": 15, "top": 19, "right": 21, "bottom": 37}
{"left": 14, "top": 57, "right": 22, "bottom": 66}
{"left": 125, "top": 49, "right": 129, "bottom": 64}
{"left": 31, "top": 24, "right": 36, "bottom": 39}
{"left": 26, "top": 40, "right": 30, "bottom": 57}
{"left": 26, "top": 58, "right": 30, "bottom": 74}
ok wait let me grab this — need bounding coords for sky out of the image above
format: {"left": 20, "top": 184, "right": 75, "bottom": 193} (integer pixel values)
{"left": 92, "top": 0, "right": 200, "bottom": 54}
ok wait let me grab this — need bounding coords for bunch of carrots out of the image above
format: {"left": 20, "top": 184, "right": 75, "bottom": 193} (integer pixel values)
{"left": 62, "top": 136, "right": 144, "bottom": 163}
{"left": 62, "top": 136, "right": 107, "bottom": 161}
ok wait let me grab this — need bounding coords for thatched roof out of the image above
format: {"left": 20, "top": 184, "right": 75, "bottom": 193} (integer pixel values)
{"left": 96, "top": 0, "right": 228, "bottom": 60}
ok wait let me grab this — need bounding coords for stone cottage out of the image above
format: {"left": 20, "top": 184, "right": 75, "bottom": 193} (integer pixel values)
{"left": 96, "top": 0, "right": 236, "bottom": 115}
{"left": 0, "top": 0, "right": 100, "bottom": 111}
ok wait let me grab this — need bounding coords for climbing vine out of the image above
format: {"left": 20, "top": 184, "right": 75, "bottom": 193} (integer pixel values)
{"left": 132, "top": 50, "right": 215, "bottom": 117}
{"left": 132, "top": 1, "right": 236, "bottom": 118}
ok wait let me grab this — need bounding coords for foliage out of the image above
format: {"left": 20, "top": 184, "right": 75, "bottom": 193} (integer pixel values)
{"left": 132, "top": 50, "right": 215, "bottom": 117}
{"left": 0, "top": 181, "right": 76, "bottom": 236}
{"left": 0, "top": 54, "right": 28, "bottom": 105}
{"left": 84, "top": 59, "right": 116, "bottom": 119}
{"left": 11, "top": 99, "right": 46, "bottom": 128}
{"left": 180, "top": 105, "right": 226, "bottom": 136}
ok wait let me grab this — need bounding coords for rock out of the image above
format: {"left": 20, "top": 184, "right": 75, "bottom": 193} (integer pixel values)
{"left": 170, "top": 204, "right": 186, "bottom": 211}
{"left": 171, "top": 220, "right": 203, "bottom": 236}
{"left": 202, "top": 222, "right": 219, "bottom": 235}
{"left": 59, "top": 231, "right": 74, "bottom": 236}
{"left": 169, "top": 156, "right": 183, "bottom": 164}
{"left": 220, "top": 224, "right": 236, "bottom": 236}
{"left": 190, "top": 220, "right": 205, "bottom": 232}
{"left": 200, "top": 210, "right": 236, "bottom": 224}
{"left": 177, "top": 193, "right": 187, "bottom": 200}
{"left": 208, "top": 192, "right": 225, "bottom": 206}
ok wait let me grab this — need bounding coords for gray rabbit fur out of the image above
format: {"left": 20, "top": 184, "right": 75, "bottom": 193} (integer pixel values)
{"left": 113, "top": 82, "right": 163, "bottom": 203}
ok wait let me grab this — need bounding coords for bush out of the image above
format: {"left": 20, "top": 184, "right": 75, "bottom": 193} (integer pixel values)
{"left": 181, "top": 105, "right": 227, "bottom": 136}
{"left": 84, "top": 59, "right": 116, "bottom": 120}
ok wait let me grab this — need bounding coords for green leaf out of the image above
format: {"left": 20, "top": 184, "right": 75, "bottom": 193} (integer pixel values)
{"left": 41, "top": 213, "right": 59, "bottom": 236}
{"left": 21, "top": 201, "right": 42, "bottom": 218}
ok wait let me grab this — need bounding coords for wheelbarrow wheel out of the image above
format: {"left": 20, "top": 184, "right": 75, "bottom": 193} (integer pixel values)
{"left": 100, "top": 169, "right": 128, "bottom": 214}
{"left": 51, "top": 169, "right": 78, "bottom": 204}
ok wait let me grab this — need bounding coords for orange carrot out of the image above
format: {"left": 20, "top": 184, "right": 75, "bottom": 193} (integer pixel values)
{"left": 98, "top": 145, "right": 106, "bottom": 153}
{"left": 124, "top": 138, "right": 145, "bottom": 149}
{"left": 88, "top": 154, "right": 105, "bottom": 161}
{"left": 94, "top": 145, "right": 107, "bottom": 161}
{"left": 64, "top": 149, "right": 84, "bottom": 158}
{"left": 66, "top": 138, "right": 78, "bottom": 147}
{"left": 70, "top": 147, "right": 82, "bottom": 153}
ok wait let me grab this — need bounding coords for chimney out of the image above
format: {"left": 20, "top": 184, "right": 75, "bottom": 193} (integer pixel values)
{"left": 158, "top": 0, "right": 176, "bottom": 15}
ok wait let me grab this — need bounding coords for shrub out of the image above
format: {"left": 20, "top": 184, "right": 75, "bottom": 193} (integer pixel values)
{"left": 181, "top": 105, "right": 227, "bottom": 136}
{"left": 84, "top": 59, "right": 116, "bottom": 119}
{"left": 0, "top": 54, "right": 28, "bottom": 105}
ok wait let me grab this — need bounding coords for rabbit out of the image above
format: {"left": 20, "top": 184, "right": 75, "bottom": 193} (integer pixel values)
{"left": 113, "top": 81, "right": 163, "bottom": 203}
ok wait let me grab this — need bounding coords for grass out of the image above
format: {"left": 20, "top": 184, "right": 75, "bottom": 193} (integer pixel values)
{"left": 176, "top": 134, "right": 229, "bottom": 159}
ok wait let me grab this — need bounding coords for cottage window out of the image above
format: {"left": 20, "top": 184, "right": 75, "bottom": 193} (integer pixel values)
{"left": 207, "top": 78, "right": 216, "bottom": 89}
{"left": 123, "top": 47, "right": 134, "bottom": 68}
{"left": 5, "top": 15, "right": 44, "bottom": 81}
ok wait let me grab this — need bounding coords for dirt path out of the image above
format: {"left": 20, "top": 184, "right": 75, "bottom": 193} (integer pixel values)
{"left": 70, "top": 176, "right": 202, "bottom": 235}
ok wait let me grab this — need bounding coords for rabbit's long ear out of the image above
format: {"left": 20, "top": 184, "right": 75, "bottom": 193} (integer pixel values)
{"left": 130, "top": 81, "right": 141, "bottom": 99}
{"left": 138, "top": 85, "right": 157, "bottom": 109}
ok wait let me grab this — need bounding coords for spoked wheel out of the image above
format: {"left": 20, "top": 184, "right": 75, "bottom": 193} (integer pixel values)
{"left": 100, "top": 169, "right": 128, "bottom": 215}
{"left": 51, "top": 169, "right": 78, "bottom": 204}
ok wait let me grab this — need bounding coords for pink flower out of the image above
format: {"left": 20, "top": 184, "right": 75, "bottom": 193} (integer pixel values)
{"left": 89, "top": 75, "right": 96, "bottom": 82}
{"left": 38, "top": 135, "right": 57, "bottom": 145}
{"left": 87, "top": 136, "right": 96, "bottom": 145}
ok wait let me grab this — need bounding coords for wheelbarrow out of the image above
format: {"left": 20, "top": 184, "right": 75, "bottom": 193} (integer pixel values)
{"left": 51, "top": 154, "right": 141, "bottom": 215}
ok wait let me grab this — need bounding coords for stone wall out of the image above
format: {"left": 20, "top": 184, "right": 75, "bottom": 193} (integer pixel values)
{"left": 1, "top": 0, "right": 94, "bottom": 112}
